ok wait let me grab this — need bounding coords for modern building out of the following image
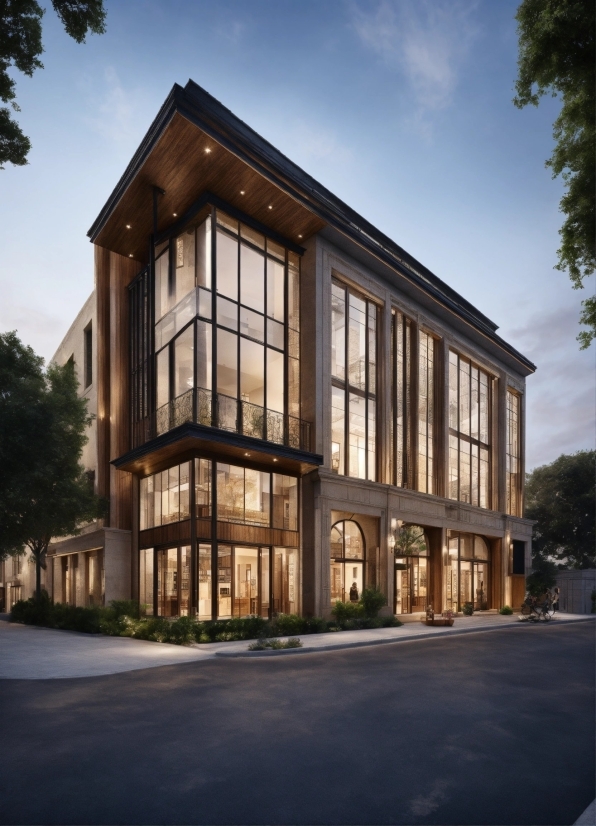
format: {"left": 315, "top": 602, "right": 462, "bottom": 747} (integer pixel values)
{"left": 39, "top": 80, "right": 536, "bottom": 619}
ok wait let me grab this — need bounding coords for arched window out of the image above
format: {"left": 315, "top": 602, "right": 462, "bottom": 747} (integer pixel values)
{"left": 330, "top": 520, "right": 365, "bottom": 605}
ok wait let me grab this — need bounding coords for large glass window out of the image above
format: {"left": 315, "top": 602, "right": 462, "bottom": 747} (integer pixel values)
{"left": 506, "top": 390, "right": 521, "bottom": 516}
{"left": 448, "top": 351, "right": 492, "bottom": 508}
{"left": 444, "top": 532, "right": 490, "bottom": 612}
{"left": 394, "top": 525, "right": 429, "bottom": 614}
{"left": 156, "top": 546, "right": 191, "bottom": 617}
{"left": 140, "top": 462, "right": 192, "bottom": 530}
{"left": 331, "top": 282, "right": 377, "bottom": 480}
{"left": 152, "top": 208, "right": 302, "bottom": 448}
{"left": 418, "top": 331, "right": 436, "bottom": 494}
{"left": 391, "top": 311, "right": 413, "bottom": 488}
{"left": 330, "top": 520, "right": 365, "bottom": 605}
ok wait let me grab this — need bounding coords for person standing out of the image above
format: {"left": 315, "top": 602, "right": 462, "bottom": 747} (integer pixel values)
{"left": 552, "top": 586, "right": 560, "bottom": 613}
{"left": 349, "top": 582, "right": 359, "bottom": 602}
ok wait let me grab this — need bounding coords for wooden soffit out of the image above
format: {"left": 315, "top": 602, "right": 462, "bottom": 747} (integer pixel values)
{"left": 93, "top": 112, "right": 325, "bottom": 263}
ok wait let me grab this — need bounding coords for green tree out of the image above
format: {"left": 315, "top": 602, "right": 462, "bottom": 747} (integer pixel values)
{"left": 514, "top": 0, "right": 595, "bottom": 348}
{"left": 394, "top": 524, "right": 427, "bottom": 556}
{"left": 526, "top": 557, "right": 558, "bottom": 597}
{"left": 0, "top": 331, "right": 105, "bottom": 599}
{"left": 525, "top": 450, "right": 595, "bottom": 569}
{"left": 0, "top": 0, "right": 106, "bottom": 169}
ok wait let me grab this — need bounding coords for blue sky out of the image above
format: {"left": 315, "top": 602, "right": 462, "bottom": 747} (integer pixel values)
{"left": 0, "top": 0, "right": 593, "bottom": 469}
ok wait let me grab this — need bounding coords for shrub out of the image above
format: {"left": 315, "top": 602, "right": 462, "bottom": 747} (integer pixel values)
{"left": 248, "top": 637, "right": 302, "bottom": 651}
{"left": 499, "top": 605, "right": 513, "bottom": 615}
{"left": 332, "top": 600, "right": 364, "bottom": 624}
{"left": 462, "top": 602, "right": 474, "bottom": 616}
{"left": 360, "top": 587, "right": 387, "bottom": 618}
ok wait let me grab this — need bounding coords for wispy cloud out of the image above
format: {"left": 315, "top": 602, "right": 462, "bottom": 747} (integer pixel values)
{"left": 351, "top": 0, "right": 479, "bottom": 134}
{"left": 287, "top": 120, "right": 354, "bottom": 165}
{"left": 82, "top": 67, "right": 146, "bottom": 147}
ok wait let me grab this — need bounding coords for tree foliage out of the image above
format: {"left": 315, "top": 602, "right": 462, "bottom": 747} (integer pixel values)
{"left": 394, "top": 524, "right": 427, "bottom": 556}
{"left": 0, "top": 331, "right": 105, "bottom": 598}
{"left": 514, "top": 0, "right": 595, "bottom": 348}
{"left": 0, "top": 0, "right": 106, "bottom": 169}
{"left": 525, "top": 450, "right": 595, "bottom": 569}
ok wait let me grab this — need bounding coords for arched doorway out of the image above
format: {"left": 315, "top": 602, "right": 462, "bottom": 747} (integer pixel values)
{"left": 394, "top": 525, "right": 429, "bottom": 614}
{"left": 330, "top": 520, "right": 365, "bottom": 605}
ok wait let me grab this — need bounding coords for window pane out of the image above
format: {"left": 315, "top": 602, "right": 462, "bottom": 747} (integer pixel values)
{"left": 217, "top": 463, "right": 244, "bottom": 523}
{"left": 195, "top": 458, "right": 211, "bottom": 518}
{"left": 331, "top": 283, "right": 345, "bottom": 381}
{"left": 266, "top": 347, "right": 284, "bottom": 413}
{"left": 449, "top": 351, "right": 458, "bottom": 430}
{"left": 349, "top": 393, "right": 366, "bottom": 479}
{"left": 196, "top": 320, "right": 212, "bottom": 391}
{"left": 245, "top": 469, "right": 270, "bottom": 526}
{"left": 174, "top": 230, "right": 195, "bottom": 306}
{"left": 348, "top": 294, "right": 366, "bottom": 390}
{"left": 198, "top": 288, "right": 212, "bottom": 320}
{"left": 460, "top": 440, "right": 471, "bottom": 503}
{"left": 217, "top": 329, "right": 237, "bottom": 397}
{"left": 196, "top": 217, "right": 212, "bottom": 289}
{"left": 179, "top": 462, "right": 190, "bottom": 520}
{"left": 260, "top": 548, "right": 270, "bottom": 618}
{"left": 288, "top": 254, "right": 300, "bottom": 332}
{"left": 331, "top": 386, "right": 345, "bottom": 474}
{"left": 368, "top": 303, "right": 376, "bottom": 395}
{"left": 367, "top": 401, "right": 376, "bottom": 482}
{"left": 459, "top": 360, "right": 470, "bottom": 436}
{"left": 344, "top": 521, "right": 364, "bottom": 559}
{"left": 217, "top": 295, "right": 238, "bottom": 330}
{"left": 240, "top": 244, "right": 264, "bottom": 312}
{"left": 240, "top": 223, "right": 264, "bottom": 249}
{"left": 240, "top": 338, "right": 264, "bottom": 406}
{"left": 288, "top": 356, "right": 300, "bottom": 419}
{"left": 153, "top": 471, "right": 162, "bottom": 526}
{"left": 173, "top": 326, "right": 194, "bottom": 399}
{"left": 267, "top": 257, "right": 285, "bottom": 321}
{"left": 216, "top": 230, "right": 238, "bottom": 301}
{"left": 180, "top": 545, "right": 191, "bottom": 616}
{"left": 139, "top": 548, "right": 154, "bottom": 616}
{"left": 240, "top": 307, "right": 264, "bottom": 342}
{"left": 197, "top": 544, "right": 212, "bottom": 620}
{"left": 155, "top": 250, "right": 170, "bottom": 321}
{"left": 166, "top": 466, "right": 179, "bottom": 524}
{"left": 234, "top": 546, "right": 259, "bottom": 617}
{"left": 272, "top": 474, "right": 297, "bottom": 531}
{"left": 216, "top": 210, "right": 237, "bottom": 234}
{"left": 267, "top": 238, "right": 285, "bottom": 261}
{"left": 217, "top": 545, "right": 232, "bottom": 618}
{"left": 267, "top": 318, "right": 284, "bottom": 350}
{"left": 272, "top": 547, "right": 297, "bottom": 614}
{"left": 140, "top": 477, "right": 148, "bottom": 531}
{"left": 470, "top": 367, "right": 479, "bottom": 441}
{"left": 156, "top": 347, "right": 169, "bottom": 408}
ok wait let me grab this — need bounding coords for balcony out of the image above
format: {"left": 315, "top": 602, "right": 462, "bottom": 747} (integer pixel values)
{"left": 134, "top": 388, "right": 311, "bottom": 452}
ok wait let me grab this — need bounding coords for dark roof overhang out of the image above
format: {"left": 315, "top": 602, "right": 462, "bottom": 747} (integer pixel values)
{"left": 88, "top": 80, "right": 536, "bottom": 375}
{"left": 112, "top": 422, "right": 323, "bottom": 478}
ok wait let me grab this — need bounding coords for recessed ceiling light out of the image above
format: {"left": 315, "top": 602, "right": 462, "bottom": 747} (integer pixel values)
{"left": 173, "top": 212, "right": 177, "bottom": 217}
{"left": 205, "top": 147, "right": 212, "bottom": 154}
{"left": 298, "top": 234, "right": 303, "bottom": 238}
{"left": 273, "top": 458, "right": 278, "bottom": 462}
{"left": 126, "top": 224, "right": 131, "bottom": 229}
{"left": 244, "top": 452, "right": 250, "bottom": 457}
{"left": 268, "top": 205, "right": 273, "bottom": 210}
{"left": 128, "top": 254, "right": 133, "bottom": 258}
{"left": 240, "top": 190, "right": 245, "bottom": 195}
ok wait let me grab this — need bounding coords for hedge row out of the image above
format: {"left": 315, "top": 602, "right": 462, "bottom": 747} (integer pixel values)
{"left": 10, "top": 592, "right": 401, "bottom": 645}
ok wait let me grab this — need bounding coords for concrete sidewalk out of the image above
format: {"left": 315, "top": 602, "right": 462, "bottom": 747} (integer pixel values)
{"left": 1, "top": 612, "right": 593, "bottom": 679}
{"left": 195, "top": 611, "right": 595, "bottom": 657}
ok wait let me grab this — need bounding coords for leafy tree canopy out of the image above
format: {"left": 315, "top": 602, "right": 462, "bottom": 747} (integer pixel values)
{"left": 394, "top": 524, "right": 428, "bottom": 556}
{"left": 525, "top": 450, "right": 595, "bottom": 569}
{"left": 514, "top": 0, "right": 595, "bottom": 348}
{"left": 0, "top": 331, "right": 105, "bottom": 597}
{"left": 0, "top": 0, "right": 106, "bottom": 169}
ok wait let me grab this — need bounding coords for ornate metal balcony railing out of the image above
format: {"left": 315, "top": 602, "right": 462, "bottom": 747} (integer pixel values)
{"left": 149, "top": 388, "right": 311, "bottom": 452}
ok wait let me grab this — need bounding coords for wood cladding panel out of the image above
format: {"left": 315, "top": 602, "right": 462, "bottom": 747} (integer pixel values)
{"left": 139, "top": 520, "right": 192, "bottom": 549}
{"left": 95, "top": 113, "right": 325, "bottom": 264}
{"left": 96, "top": 245, "right": 111, "bottom": 502}
{"left": 216, "top": 522, "right": 299, "bottom": 547}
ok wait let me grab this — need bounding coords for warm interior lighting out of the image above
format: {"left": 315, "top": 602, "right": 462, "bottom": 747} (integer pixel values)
{"left": 273, "top": 458, "right": 278, "bottom": 462}
{"left": 205, "top": 147, "right": 212, "bottom": 154}
{"left": 173, "top": 212, "right": 177, "bottom": 217}
{"left": 244, "top": 452, "right": 250, "bottom": 457}
{"left": 240, "top": 190, "right": 245, "bottom": 195}
{"left": 298, "top": 234, "right": 303, "bottom": 238}
{"left": 126, "top": 224, "right": 131, "bottom": 229}
{"left": 128, "top": 254, "right": 133, "bottom": 258}
{"left": 268, "top": 205, "right": 273, "bottom": 210}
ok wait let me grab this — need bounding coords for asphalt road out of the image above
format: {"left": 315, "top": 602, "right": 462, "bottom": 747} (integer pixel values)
{"left": 0, "top": 622, "right": 593, "bottom": 826}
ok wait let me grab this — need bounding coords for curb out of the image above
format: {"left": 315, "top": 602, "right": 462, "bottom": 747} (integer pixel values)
{"left": 214, "top": 616, "right": 596, "bottom": 658}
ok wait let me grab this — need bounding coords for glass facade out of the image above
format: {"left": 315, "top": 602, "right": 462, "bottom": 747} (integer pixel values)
{"left": 444, "top": 533, "right": 490, "bottom": 612}
{"left": 417, "top": 331, "right": 436, "bottom": 494}
{"left": 331, "top": 282, "right": 377, "bottom": 480}
{"left": 391, "top": 311, "right": 413, "bottom": 488}
{"left": 139, "top": 457, "right": 299, "bottom": 619}
{"left": 448, "top": 351, "right": 492, "bottom": 508}
{"left": 394, "top": 525, "right": 429, "bottom": 614}
{"left": 152, "top": 209, "right": 303, "bottom": 449}
{"left": 506, "top": 390, "right": 521, "bottom": 516}
{"left": 330, "top": 520, "right": 365, "bottom": 605}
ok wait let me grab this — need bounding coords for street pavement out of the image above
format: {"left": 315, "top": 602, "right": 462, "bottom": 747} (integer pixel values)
{"left": 0, "top": 620, "right": 593, "bottom": 825}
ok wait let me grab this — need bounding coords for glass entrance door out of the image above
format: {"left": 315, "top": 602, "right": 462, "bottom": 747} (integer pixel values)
{"left": 395, "top": 556, "right": 428, "bottom": 614}
{"left": 474, "top": 562, "right": 488, "bottom": 610}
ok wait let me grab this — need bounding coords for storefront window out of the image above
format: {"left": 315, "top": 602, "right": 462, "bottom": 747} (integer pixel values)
{"left": 444, "top": 533, "right": 490, "bottom": 612}
{"left": 140, "top": 461, "right": 192, "bottom": 530}
{"left": 330, "top": 520, "right": 365, "bottom": 605}
{"left": 394, "top": 525, "right": 429, "bottom": 614}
